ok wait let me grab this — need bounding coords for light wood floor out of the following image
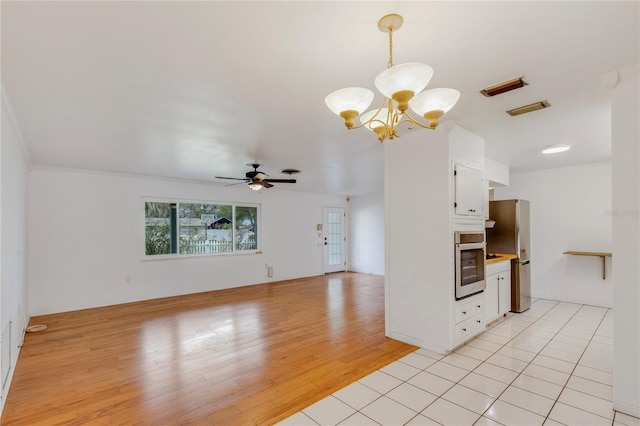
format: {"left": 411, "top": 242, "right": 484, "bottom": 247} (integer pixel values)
{"left": 2, "top": 272, "right": 416, "bottom": 425}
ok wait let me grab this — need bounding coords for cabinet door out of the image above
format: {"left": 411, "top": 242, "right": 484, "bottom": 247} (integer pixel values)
{"left": 484, "top": 273, "right": 499, "bottom": 323}
{"left": 454, "top": 164, "right": 484, "bottom": 216}
{"left": 498, "top": 273, "right": 511, "bottom": 315}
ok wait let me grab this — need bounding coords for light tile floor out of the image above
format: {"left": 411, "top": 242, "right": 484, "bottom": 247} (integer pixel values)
{"left": 277, "top": 299, "right": 640, "bottom": 426}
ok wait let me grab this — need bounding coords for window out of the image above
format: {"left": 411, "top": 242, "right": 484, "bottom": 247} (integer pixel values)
{"left": 144, "top": 201, "right": 259, "bottom": 256}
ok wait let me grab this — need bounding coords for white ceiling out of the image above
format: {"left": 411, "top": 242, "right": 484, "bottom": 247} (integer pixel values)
{"left": 2, "top": 1, "right": 638, "bottom": 195}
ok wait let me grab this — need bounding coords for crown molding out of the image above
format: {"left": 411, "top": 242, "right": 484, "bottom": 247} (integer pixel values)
{"left": 602, "top": 64, "right": 640, "bottom": 89}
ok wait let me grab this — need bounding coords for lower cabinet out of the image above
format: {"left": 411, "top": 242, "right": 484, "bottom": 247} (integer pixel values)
{"left": 498, "top": 269, "right": 511, "bottom": 316}
{"left": 485, "top": 260, "right": 511, "bottom": 324}
{"left": 453, "top": 292, "right": 484, "bottom": 346}
{"left": 484, "top": 272, "right": 499, "bottom": 323}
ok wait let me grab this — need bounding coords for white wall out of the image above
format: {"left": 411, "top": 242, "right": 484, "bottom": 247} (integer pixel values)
{"left": 484, "top": 157, "right": 509, "bottom": 186}
{"left": 385, "top": 128, "right": 453, "bottom": 351}
{"left": 494, "top": 162, "right": 612, "bottom": 307}
{"left": 0, "top": 87, "right": 30, "bottom": 411}
{"left": 28, "top": 168, "right": 346, "bottom": 315}
{"left": 611, "top": 68, "right": 639, "bottom": 417}
{"left": 348, "top": 193, "right": 384, "bottom": 275}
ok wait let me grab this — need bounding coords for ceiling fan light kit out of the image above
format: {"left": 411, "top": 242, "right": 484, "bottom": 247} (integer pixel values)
{"left": 325, "top": 14, "right": 460, "bottom": 142}
{"left": 248, "top": 181, "right": 264, "bottom": 191}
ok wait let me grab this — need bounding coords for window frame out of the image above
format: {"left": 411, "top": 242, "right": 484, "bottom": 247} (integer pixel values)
{"left": 143, "top": 197, "right": 261, "bottom": 260}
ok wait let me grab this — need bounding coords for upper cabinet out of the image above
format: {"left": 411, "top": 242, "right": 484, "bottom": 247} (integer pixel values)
{"left": 454, "top": 164, "right": 484, "bottom": 217}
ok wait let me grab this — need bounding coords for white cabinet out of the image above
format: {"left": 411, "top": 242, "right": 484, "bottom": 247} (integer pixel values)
{"left": 454, "top": 292, "right": 484, "bottom": 346}
{"left": 484, "top": 272, "right": 499, "bottom": 323}
{"left": 498, "top": 269, "right": 511, "bottom": 316}
{"left": 485, "top": 260, "right": 511, "bottom": 323}
{"left": 454, "top": 164, "right": 484, "bottom": 217}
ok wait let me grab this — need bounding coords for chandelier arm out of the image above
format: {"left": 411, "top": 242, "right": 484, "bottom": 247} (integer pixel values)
{"left": 347, "top": 97, "right": 390, "bottom": 130}
{"left": 395, "top": 112, "right": 436, "bottom": 131}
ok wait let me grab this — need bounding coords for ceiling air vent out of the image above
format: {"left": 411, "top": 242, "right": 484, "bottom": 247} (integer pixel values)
{"left": 480, "top": 76, "right": 528, "bottom": 97}
{"left": 506, "top": 100, "right": 551, "bottom": 117}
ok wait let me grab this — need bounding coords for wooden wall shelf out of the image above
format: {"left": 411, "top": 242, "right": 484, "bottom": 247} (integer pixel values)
{"left": 563, "top": 251, "right": 612, "bottom": 279}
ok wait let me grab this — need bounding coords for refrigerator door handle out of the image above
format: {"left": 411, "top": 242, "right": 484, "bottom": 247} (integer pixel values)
{"left": 520, "top": 260, "right": 530, "bottom": 265}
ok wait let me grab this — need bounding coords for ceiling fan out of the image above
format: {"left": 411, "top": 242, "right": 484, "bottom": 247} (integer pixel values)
{"left": 215, "top": 163, "right": 297, "bottom": 190}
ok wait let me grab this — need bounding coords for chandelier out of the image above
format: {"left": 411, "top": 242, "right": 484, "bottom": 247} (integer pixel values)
{"left": 325, "top": 14, "right": 460, "bottom": 143}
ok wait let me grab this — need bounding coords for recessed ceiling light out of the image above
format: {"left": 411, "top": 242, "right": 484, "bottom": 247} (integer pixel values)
{"left": 542, "top": 144, "right": 571, "bottom": 154}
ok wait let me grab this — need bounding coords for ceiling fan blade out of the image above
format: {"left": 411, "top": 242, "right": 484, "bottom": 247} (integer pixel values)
{"left": 225, "top": 181, "right": 248, "bottom": 187}
{"left": 215, "top": 176, "right": 249, "bottom": 181}
{"left": 263, "top": 179, "right": 296, "bottom": 183}
{"left": 261, "top": 181, "right": 274, "bottom": 188}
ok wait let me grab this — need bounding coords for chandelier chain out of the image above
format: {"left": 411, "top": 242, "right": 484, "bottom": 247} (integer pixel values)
{"left": 387, "top": 27, "right": 394, "bottom": 68}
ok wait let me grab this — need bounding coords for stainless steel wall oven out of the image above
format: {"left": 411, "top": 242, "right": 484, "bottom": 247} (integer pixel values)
{"left": 455, "top": 231, "right": 486, "bottom": 299}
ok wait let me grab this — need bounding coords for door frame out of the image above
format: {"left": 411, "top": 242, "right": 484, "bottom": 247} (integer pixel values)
{"left": 322, "top": 206, "right": 346, "bottom": 274}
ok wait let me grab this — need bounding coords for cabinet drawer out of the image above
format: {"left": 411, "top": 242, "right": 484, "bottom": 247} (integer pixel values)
{"left": 455, "top": 298, "right": 483, "bottom": 323}
{"left": 454, "top": 313, "right": 484, "bottom": 342}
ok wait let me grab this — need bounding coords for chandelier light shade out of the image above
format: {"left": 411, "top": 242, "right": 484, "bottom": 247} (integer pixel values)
{"left": 325, "top": 14, "right": 460, "bottom": 142}
{"left": 325, "top": 87, "right": 375, "bottom": 128}
{"left": 409, "top": 88, "right": 461, "bottom": 127}
{"left": 374, "top": 63, "right": 434, "bottom": 112}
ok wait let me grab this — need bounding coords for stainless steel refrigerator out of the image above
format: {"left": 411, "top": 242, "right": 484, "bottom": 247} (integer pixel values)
{"left": 486, "top": 199, "right": 531, "bottom": 313}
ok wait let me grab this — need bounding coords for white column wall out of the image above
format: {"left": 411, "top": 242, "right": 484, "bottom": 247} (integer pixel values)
{"left": 28, "top": 168, "right": 346, "bottom": 315}
{"left": 0, "top": 87, "right": 30, "bottom": 412}
{"left": 611, "top": 69, "right": 640, "bottom": 417}
{"left": 348, "top": 193, "right": 384, "bottom": 276}
{"left": 494, "top": 162, "right": 613, "bottom": 307}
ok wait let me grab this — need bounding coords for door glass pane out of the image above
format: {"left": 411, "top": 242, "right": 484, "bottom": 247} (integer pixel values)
{"left": 327, "top": 212, "right": 342, "bottom": 266}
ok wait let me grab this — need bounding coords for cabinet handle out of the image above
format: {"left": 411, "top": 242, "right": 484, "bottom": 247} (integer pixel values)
{"left": 462, "top": 328, "right": 467, "bottom": 332}
{"left": 477, "top": 305, "right": 481, "bottom": 308}
{"left": 462, "top": 311, "right": 467, "bottom": 315}
{"left": 477, "top": 320, "right": 481, "bottom": 323}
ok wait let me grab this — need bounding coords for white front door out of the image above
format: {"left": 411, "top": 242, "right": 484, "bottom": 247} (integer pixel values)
{"left": 323, "top": 207, "right": 346, "bottom": 273}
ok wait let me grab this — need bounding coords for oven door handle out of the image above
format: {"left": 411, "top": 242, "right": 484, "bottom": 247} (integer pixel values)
{"left": 457, "top": 242, "right": 486, "bottom": 250}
